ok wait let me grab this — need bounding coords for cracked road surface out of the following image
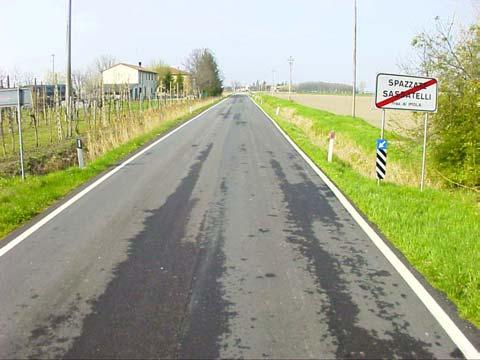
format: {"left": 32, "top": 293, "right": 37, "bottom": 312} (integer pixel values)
{"left": 0, "top": 95, "right": 477, "bottom": 358}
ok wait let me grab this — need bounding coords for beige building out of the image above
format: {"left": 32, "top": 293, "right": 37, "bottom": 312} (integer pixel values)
{"left": 102, "top": 63, "right": 157, "bottom": 100}
{"left": 169, "top": 67, "right": 189, "bottom": 82}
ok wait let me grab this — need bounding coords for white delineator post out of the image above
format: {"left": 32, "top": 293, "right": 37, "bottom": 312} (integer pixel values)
{"left": 275, "top": 106, "right": 280, "bottom": 116}
{"left": 328, "top": 130, "right": 335, "bottom": 162}
{"left": 76, "top": 138, "right": 85, "bottom": 169}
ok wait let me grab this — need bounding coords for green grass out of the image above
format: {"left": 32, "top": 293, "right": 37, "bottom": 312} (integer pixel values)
{"left": 0, "top": 99, "right": 221, "bottom": 240}
{"left": 255, "top": 94, "right": 480, "bottom": 327}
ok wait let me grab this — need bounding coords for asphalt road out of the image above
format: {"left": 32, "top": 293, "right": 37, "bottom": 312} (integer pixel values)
{"left": 0, "top": 95, "right": 477, "bottom": 359}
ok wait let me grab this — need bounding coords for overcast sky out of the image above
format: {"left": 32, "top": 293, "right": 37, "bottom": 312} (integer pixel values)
{"left": 1, "top": 0, "right": 478, "bottom": 89}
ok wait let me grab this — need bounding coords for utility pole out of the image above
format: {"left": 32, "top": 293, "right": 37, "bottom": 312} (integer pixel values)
{"left": 420, "top": 46, "right": 429, "bottom": 191}
{"left": 65, "top": 0, "right": 73, "bottom": 136}
{"left": 272, "top": 70, "right": 276, "bottom": 93}
{"left": 352, "top": 0, "right": 357, "bottom": 118}
{"left": 288, "top": 56, "right": 294, "bottom": 100}
{"left": 51, "top": 54, "right": 55, "bottom": 82}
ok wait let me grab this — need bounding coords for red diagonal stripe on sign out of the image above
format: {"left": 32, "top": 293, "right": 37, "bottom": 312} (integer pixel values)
{"left": 376, "top": 78, "right": 437, "bottom": 108}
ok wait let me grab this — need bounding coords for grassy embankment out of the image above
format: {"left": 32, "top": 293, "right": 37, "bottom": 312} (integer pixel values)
{"left": 0, "top": 98, "right": 222, "bottom": 241}
{"left": 254, "top": 94, "right": 480, "bottom": 327}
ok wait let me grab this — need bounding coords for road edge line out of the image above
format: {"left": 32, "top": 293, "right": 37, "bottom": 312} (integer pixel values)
{"left": 0, "top": 97, "right": 228, "bottom": 259}
{"left": 249, "top": 95, "right": 480, "bottom": 360}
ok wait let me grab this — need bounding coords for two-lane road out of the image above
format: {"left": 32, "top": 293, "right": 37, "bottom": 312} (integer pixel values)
{"left": 0, "top": 95, "right": 477, "bottom": 358}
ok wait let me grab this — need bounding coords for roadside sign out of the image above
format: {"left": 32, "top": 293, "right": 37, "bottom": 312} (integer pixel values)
{"left": 376, "top": 139, "right": 387, "bottom": 180}
{"left": 375, "top": 73, "right": 438, "bottom": 112}
{"left": 0, "top": 88, "right": 32, "bottom": 180}
{"left": 376, "top": 138, "right": 388, "bottom": 151}
{"left": 0, "top": 88, "right": 32, "bottom": 108}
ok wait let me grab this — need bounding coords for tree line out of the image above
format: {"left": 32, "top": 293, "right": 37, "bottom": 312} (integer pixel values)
{"left": 0, "top": 48, "right": 223, "bottom": 99}
{"left": 295, "top": 81, "right": 353, "bottom": 94}
{"left": 148, "top": 49, "right": 223, "bottom": 97}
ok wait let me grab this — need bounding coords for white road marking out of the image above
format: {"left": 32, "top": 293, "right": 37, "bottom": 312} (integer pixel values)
{"left": 0, "top": 98, "right": 228, "bottom": 259}
{"left": 250, "top": 96, "right": 480, "bottom": 360}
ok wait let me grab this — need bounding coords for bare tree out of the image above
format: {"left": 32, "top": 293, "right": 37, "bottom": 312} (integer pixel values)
{"left": 12, "top": 69, "right": 36, "bottom": 86}
{"left": 0, "top": 68, "right": 7, "bottom": 88}
{"left": 44, "top": 71, "right": 66, "bottom": 85}
{"left": 231, "top": 81, "right": 242, "bottom": 92}
{"left": 148, "top": 60, "right": 170, "bottom": 78}
{"left": 95, "top": 55, "right": 117, "bottom": 73}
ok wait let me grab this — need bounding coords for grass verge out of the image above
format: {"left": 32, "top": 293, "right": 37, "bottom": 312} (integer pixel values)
{"left": 0, "top": 99, "right": 222, "bottom": 241}
{"left": 254, "top": 94, "right": 480, "bottom": 327}
{"left": 263, "top": 95, "right": 418, "bottom": 163}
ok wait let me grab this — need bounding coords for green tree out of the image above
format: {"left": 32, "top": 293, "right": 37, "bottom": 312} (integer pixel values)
{"left": 185, "top": 49, "right": 223, "bottom": 96}
{"left": 163, "top": 70, "right": 173, "bottom": 92}
{"left": 176, "top": 73, "right": 184, "bottom": 92}
{"left": 411, "top": 19, "right": 479, "bottom": 189}
{"left": 149, "top": 60, "right": 171, "bottom": 91}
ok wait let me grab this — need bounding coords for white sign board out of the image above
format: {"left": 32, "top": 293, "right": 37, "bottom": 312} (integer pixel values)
{"left": 375, "top": 73, "right": 438, "bottom": 112}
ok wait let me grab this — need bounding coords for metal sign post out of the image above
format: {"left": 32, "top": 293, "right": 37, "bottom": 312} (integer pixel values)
{"left": 420, "top": 113, "right": 429, "bottom": 191}
{"left": 380, "top": 109, "right": 386, "bottom": 139}
{"left": 375, "top": 73, "right": 438, "bottom": 190}
{"left": 17, "top": 88, "right": 25, "bottom": 180}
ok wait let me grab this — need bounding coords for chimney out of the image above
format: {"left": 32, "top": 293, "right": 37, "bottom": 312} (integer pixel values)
{"left": 138, "top": 61, "right": 142, "bottom": 68}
